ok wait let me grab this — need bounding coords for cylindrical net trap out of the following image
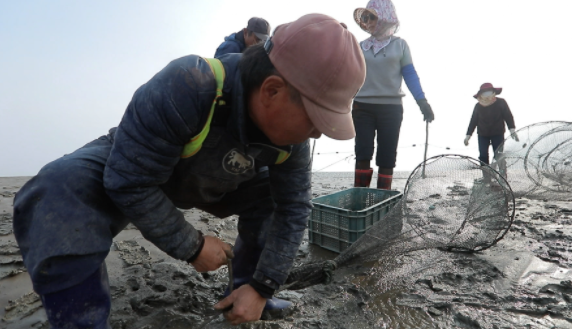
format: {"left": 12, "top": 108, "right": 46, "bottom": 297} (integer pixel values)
{"left": 493, "top": 121, "right": 572, "bottom": 200}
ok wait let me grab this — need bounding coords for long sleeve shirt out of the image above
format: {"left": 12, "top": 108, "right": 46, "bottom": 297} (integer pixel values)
{"left": 466, "top": 97, "right": 515, "bottom": 137}
{"left": 354, "top": 37, "right": 426, "bottom": 105}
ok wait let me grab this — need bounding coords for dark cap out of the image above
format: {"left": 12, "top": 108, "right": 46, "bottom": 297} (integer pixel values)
{"left": 247, "top": 17, "right": 271, "bottom": 41}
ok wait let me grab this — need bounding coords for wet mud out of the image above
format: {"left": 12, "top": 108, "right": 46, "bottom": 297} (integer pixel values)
{"left": 1, "top": 174, "right": 571, "bottom": 328}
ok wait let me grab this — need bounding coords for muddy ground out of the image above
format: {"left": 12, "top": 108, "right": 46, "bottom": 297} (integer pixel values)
{"left": 0, "top": 173, "right": 571, "bottom": 329}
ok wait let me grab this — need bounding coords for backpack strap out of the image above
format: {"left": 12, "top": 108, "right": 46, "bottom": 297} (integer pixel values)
{"left": 275, "top": 149, "right": 290, "bottom": 164}
{"left": 181, "top": 58, "right": 226, "bottom": 158}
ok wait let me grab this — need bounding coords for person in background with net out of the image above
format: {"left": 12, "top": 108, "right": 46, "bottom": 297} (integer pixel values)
{"left": 352, "top": 0, "right": 434, "bottom": 190}
{"left": 464, "top": 83, "right": 519, "bottom": 179}
{"left": 214, "top": 17, "right": 271, "bottom": 58}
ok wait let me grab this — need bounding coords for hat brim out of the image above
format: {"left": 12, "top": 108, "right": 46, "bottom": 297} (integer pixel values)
{"left": 473, "top": 87, "right": 502, "bottom": 98}
{"left": 354, "top": 8, "right": 377, "bottom": 33}
{"left": 253, "top": 32, "right": 269, "bottom": 42}
{"left": 301, "top": 96, "right": 355, "bottom": 140}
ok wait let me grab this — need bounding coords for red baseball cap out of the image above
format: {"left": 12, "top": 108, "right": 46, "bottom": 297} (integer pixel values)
{"left": 265, "top": 14, "right": 366, "bottom": 140}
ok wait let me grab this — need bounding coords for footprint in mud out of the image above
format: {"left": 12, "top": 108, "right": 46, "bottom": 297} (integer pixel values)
{"left": 0, "top": 240, "right": 24, "bottom": 280}
{"left": 114, "top": 240, "right": 152, "bottom": 267}
{"left": 2, "top": 292, "right": 42, "bottom": 324}
{"left": 0, "top": 213, "right": 13, "bottom": 236}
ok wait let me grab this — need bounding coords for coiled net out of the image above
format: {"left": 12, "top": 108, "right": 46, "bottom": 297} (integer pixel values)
{"left": 492, "top": 121, "right": 572, "bottom": 200}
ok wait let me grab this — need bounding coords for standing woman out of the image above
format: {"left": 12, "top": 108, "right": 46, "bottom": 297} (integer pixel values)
{"left": 352, "top": 0, "right": 434, "bottom": 189}
{"left": 464, "top": 83, "right": 518, "bottom": 178}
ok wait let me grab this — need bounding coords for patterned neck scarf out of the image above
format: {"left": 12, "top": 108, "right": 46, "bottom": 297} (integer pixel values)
{"left": 361, "top": 0, "right": 400, "bottom": 55}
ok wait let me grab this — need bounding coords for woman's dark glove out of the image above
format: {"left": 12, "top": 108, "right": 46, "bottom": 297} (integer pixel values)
{"left": 416, "top": 99, "right": 434, "bottom": 122}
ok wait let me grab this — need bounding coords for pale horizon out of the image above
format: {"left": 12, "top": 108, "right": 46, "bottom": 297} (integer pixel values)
{"left": 2, "top": 1, "right": 570, "bottom": 177}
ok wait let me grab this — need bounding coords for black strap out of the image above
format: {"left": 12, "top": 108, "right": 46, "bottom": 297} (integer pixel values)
{"left": 211, "top": 96, "right": 232, "bottom": 127}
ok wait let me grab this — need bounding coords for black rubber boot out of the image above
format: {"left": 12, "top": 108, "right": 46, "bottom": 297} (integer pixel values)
{"left": 40, "top": 264, "right": 111, "bottom": 329}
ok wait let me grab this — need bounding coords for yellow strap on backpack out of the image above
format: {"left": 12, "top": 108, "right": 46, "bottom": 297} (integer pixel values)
{"left": 181, "top": 58, "right": 225, "bottom": 158}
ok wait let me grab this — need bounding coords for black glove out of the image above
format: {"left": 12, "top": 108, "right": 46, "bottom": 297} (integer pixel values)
{"left": 416, "top": 99, "right": 434, "bottom": 122}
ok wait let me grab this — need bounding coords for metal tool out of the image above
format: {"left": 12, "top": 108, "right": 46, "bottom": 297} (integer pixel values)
{"left": 197, "top": 247, "right": 234, "bottom": 329}
{"left": 225, "top": 248, "right": 234, "bottom": 293}
{"left": 422, "top": 121, "right": 429, "bottom": 178}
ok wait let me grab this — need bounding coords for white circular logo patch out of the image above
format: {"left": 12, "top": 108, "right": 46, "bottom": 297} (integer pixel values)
{"left": 223, "top": 149, "right": 254, "bottom": 174}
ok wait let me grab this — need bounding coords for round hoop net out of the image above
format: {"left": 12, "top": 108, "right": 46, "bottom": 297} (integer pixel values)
{"left": 403, "top": 154, "right": 514, "bottom": 252}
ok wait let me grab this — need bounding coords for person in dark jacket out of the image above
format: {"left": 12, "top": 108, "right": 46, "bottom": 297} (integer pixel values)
{"left": 214, "top": 17, "right": 270, "bottom": 58}
{"left": 13, "top": 14, "right": 366, "bottom": 328}
{"left": 464, "top": 82, "right": 519, "bottom": 168}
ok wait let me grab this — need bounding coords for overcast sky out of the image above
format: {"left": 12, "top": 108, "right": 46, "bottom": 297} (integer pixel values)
{"left": 1, "top": 1, "right": 570, "bottom": 177}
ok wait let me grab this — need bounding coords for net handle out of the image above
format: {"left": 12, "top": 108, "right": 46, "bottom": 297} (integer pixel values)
{"left": 422, "top": 121, "right": 429, "bottom": 178}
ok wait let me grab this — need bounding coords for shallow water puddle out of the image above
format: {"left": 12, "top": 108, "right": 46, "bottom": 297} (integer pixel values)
{"left": 519, "top": 257, "right": 572, "bottom": 287}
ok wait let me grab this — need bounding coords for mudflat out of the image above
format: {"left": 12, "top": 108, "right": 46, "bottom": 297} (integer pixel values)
{"left": 1, "top": 173, "right": 571, "bottom": 328}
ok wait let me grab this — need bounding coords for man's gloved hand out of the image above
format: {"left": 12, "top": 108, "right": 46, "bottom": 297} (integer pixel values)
{"left": 190, "top": 236, "right": 232, "bottom": 272}
{"left": 416, "top": 99, "right": 434, "bottom": 122}
{"left": 214, "top": 284, "right": 266, "bottom": 325}
{"left": 464, "top": 135, "right": 471, "bottom": 146}
{"left": 509, "top": 129, "right": 520, "bottom": 142}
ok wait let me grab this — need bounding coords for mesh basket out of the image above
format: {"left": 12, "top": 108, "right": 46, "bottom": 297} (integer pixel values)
{"left": 309, "top": 188, "right": 402, "bottom": 253}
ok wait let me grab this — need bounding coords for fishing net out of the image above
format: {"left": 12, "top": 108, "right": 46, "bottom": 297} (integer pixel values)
{"left": 492, "top": 121, "right": 572, "bottom": 200}
{"left": 283, "top": 154, "right": 515, "bottom": 291}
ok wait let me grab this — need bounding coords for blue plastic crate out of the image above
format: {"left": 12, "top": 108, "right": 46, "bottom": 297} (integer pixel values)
{"left": 308, "top": 187, "right": 402, "bottom": 253}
